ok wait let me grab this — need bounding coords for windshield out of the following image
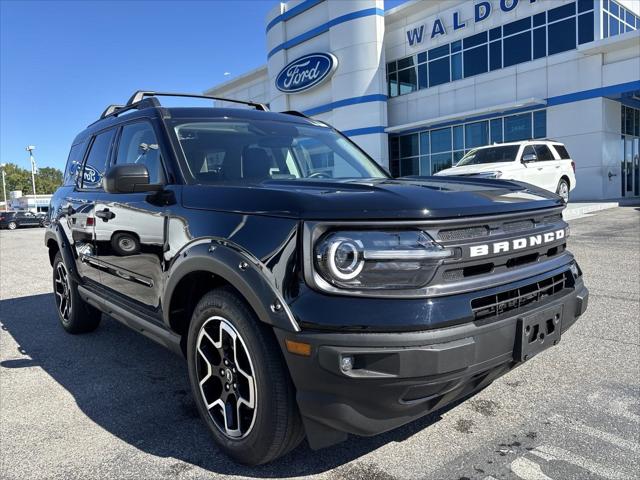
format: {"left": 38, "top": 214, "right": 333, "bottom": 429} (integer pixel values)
{"left": 172, "top": 119, "right": 388, "bottom": 184}
{"left": 456, "top": 145, "right": 520, "bottom": 166}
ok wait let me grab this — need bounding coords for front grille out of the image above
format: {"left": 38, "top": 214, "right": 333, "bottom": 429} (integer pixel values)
{"left": 503, "top": 219, "right": 535, "bottom": 232}
{"left": 471, "top": 272, "right": 572, "bottom": 321}
{"left": 438, "top": 226, "right": 489, "bottom": 241}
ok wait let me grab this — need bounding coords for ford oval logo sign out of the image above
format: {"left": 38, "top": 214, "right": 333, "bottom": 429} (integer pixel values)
{"left": 275, "top": 53, "right": 338, "bottom": 93}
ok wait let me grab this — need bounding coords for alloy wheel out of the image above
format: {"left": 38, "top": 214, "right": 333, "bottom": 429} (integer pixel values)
{"left": 8, "top": 222, "right": 16, "bottom": 230}
{"left": 195, "top": 316, "right": 257, "bottom": 439}
{"left": 558, "top": 181, "right": 569, "bottom": 202}
{"left": 54, "top": 262, "right": 71, "bottom": 322}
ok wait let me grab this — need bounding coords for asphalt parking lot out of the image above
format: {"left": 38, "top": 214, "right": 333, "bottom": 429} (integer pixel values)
{"left": 1, "top": 207, "right": 639, "bottom": 480}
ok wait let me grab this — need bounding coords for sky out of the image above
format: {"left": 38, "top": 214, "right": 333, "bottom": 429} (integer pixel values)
{"left": 0, "top": 0, "right": 408, "bottom": 172}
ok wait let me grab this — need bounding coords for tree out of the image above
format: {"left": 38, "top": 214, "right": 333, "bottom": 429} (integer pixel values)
{"left": 0, "top": 162, "right": 63, "bottom": 198}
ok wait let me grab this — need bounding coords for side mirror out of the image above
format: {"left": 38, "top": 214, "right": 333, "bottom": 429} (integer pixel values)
{"left": 104, "top": 164, "right": 163, "bottom": 193}
{"left": 522, "top": 153, "right": 537, "bottom": 163}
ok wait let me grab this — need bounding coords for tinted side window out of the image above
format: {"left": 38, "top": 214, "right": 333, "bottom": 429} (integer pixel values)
{"left": 553, "top": 145, "right": 571, "bottom": 159}
{"left": 63, "top": 141, "right": 87, "bottom": 186}
{"left": 82, "top": 130, "right": 115, "bottom": 189}
{"left": 522, "top": 145, "right": 536, "bottom": 158}
{"left": 534, "top": 145, "right": 555, "bottom": 161}
{"left": 115, "top": 122, "right": 165, "bottom": 184}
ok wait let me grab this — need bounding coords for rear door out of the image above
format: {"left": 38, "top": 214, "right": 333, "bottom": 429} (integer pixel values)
{"left": 93, "top": 120, "right": 169, "bottom": 318}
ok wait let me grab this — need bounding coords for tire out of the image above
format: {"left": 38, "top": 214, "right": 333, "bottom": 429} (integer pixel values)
{"left": 556, "top": 178, "right": 570, "bottom": 203}
{"left": 52, "top": 252, "right": 101, "bottom": 334}
{"left": 111, "top": 232, "right": 140, "bottom": 256}
{"left": 187, "top": 287, "right": 304, "bottom": 465}
{"left": 7, "top": 221, "right": 17, "bottom": 230}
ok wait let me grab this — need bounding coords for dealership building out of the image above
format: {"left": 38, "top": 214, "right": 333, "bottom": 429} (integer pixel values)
{"left": 206, "top": 0, "right": 640, "bottom": 200}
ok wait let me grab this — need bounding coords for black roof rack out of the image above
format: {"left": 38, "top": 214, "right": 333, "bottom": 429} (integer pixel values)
{"left": 95, "top": 90, "right": 269, "bottom": 124}
{"left": 126, "top": 91, "right": 269, "bottom": 111}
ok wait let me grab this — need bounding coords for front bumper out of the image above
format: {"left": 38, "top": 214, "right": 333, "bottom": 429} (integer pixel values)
{"left": 275, "top": 277, "right": 588, "bottom": 449}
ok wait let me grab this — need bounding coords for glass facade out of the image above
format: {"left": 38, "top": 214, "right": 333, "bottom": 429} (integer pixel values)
{"left": 621, "top": 105, "right": 640, "bottom": 197}
{"left": 387, "top": 1, "right": 596, "bottom": 98}
{"left": 389, "top": 109, "right": 547, "bottom": 177}
{"left": 603, "top": 0, "right": 640, "bottom": 38}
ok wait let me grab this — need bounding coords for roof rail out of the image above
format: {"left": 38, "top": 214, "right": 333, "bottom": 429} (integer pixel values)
{"left": 91, "top": 97, "right": 160, "bottom": 125}
{"left": 126, "top": 90, "right": 269, "bottom": 111}
{"left": 100, "top": 104, "right": 125, "bottom": 118}
{"left": 281, "top": 110, "right": 309, "bottom": 118}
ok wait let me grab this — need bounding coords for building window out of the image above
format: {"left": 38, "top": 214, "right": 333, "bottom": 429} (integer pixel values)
{"left": 387, "top": 1, "right": 597, "bottom": 98}
{"left": 389, "top": 109, "right": 546, "bottom": 177}
{"left": 603, "top": 0, "right": 640, "bottom": 38}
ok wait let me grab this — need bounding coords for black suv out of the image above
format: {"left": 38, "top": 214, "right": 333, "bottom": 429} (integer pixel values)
{"left": 0, "top": 211, "right": 43, "bottom": 229}
{"left": 45, "top": 91, "right": 588, "bottom": 465}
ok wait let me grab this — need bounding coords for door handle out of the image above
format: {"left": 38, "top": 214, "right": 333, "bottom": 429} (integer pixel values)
{"left": 95, "top": 208, "right": 115, "bottom": 221}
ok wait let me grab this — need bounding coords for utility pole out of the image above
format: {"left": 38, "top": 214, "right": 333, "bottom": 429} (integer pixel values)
{"left": 0, "top": 164, "right": 7, "bottom": 211}
{"left": 26, "top": 145, "right": 37, "bottom": 212}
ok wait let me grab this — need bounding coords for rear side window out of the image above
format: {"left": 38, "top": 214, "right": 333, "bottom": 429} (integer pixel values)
{"left": 82, "top": 129, "right": 116, "bottom": 189}
{"left": 553, "top": 145, "right": 571, "bottom": 159}
{"left": 63, "top": 141, "right": 87, "bottom": 186}
{"left": 534, "top": 145, "right": 555, "bottom": 161}
{"left": 115, "top": 122, "right": 165, "bottom": 184}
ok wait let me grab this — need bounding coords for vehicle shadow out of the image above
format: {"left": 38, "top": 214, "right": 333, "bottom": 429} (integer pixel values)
{"left": 0, "top": 293, "right": 455, "bottom": 477}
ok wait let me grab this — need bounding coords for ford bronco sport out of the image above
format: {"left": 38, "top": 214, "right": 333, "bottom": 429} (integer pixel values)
{"left": 45, "top": 91, "right": 589, "bottom": 465}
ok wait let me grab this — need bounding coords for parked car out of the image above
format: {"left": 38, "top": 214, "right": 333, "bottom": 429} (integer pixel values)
{"left": 0, "top": 211, "right": 44, "bottom": 229}
{"left": 45, "top": 91, "right": 588, "bottom": 465}
{"left": 434, "top": 140, "right": 576, "bottom": 202}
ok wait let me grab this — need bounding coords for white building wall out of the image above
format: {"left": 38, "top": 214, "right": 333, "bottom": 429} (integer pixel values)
{"left": 205, "top": 0, "right": 640, "bottom": 200}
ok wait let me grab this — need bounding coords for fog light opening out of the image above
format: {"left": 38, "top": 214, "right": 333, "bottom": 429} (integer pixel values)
{"left": 340, "top": 355, "right": 354, "bottom": 372}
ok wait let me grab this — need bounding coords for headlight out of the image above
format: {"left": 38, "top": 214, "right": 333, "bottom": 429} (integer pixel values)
{"left": 473, "top": 171, "right": 502, "bottom": 179}
{"left": 314, "top": 230, "right": 452, "bottom": 291}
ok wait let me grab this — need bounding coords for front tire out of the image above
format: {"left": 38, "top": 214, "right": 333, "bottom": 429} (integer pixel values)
{"left": 52, "top": 252, "right": 101, "bottom": 334}
{"left": 187, "top": 287, "right": 304, "bottom": 465}
{"left": 556, "top": 178, "right": 570, "bottom": 202}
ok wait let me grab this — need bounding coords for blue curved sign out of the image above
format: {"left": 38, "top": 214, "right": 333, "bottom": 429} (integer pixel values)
{"left": 275, "top": 53, "right": 338, "bottom": 93}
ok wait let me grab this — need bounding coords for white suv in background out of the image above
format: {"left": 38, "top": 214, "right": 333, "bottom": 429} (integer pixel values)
{"left": 435, "top": 140, "right": 576, "bottom": 202}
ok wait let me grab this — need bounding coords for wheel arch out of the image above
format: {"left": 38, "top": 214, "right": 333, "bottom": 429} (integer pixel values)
{"left": 560, "top": 175, "right": 571, "bottom": 188}
{"left": 163, "top": 241, "right": 300, "bottom": 342}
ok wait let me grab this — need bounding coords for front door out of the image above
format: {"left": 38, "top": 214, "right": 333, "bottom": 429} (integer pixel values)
{"left": 621, "top": 136, "right": 640, "bottom": 197}
{"left": 93, "top": 120, "right": 169, "bottom": 318}
{"left": 16, "top": 212, "right": 40, "bottom": 227}
{"left": 60, "top": 129, "right": 116, "bottom": 286}
{"left": 520, "top": 145, "right": 550, "bottom": 190}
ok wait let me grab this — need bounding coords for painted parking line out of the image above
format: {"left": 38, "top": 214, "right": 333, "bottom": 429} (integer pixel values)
{"left": 549, "top": 414, "right": 640, "bottom": 454}
{"left": 529, "top": 445, "right": 632, "bottom": 480}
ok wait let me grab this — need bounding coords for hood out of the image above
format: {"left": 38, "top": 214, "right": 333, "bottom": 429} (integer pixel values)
{"left": 435, "top": 162, "right": 515, "bottom": 176}
{"left": 181, "top": 177, "right": 563, "bottom": 220}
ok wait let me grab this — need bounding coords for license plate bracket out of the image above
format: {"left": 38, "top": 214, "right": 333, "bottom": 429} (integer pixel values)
{"left": 515, "top": 305, "right": 563, "bottom": 362}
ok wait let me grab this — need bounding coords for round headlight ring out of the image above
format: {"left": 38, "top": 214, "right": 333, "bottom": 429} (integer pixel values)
{"left": 327, "top": 239, "right": 364, "bottom": 281}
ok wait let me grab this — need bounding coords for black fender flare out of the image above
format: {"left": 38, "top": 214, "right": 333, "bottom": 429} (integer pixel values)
{"left": 44, "top": 226, "right": 82, "bottom": 284}
{"left": 162, "top": 240, "right": 300, "bottom": 333}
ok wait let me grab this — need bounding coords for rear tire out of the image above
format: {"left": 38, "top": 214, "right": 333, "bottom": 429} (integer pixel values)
{"left": 52, "top": 252, "right": 101, "bottom": 334}
{"left": 7, "top": 221, "right": 17, "bottom": 230}
{"left": 111, "top": 232, "right": 140, "bottom": 256}
{"left": 556, "top": 178, "right": 570, "bottom": 202}
{"left": 187, "top": 287, "right": 304, "bottom": 465}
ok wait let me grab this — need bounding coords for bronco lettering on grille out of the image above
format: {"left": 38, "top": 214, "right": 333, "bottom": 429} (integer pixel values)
{"left": 468, "top": 229, "right": 566, "bottom": 258}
